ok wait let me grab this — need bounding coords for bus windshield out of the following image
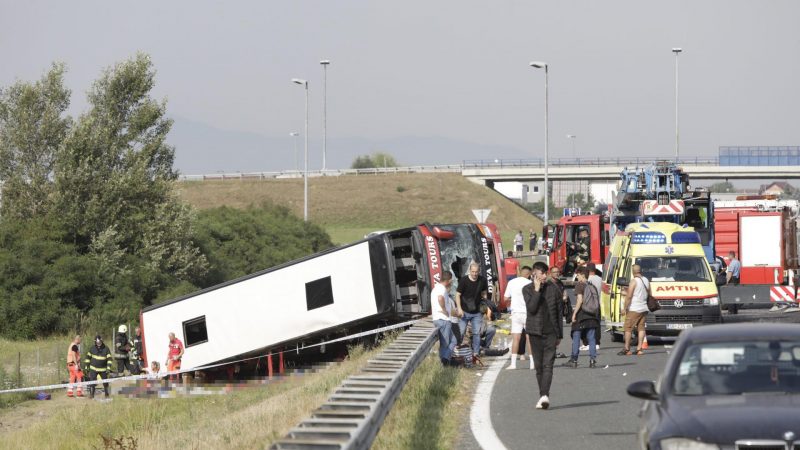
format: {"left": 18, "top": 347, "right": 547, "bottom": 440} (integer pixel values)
{"left": 634, "top": 256, "right": 712, "bottom": 282}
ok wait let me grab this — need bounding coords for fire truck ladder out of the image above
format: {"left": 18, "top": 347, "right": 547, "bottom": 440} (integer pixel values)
{"left": 270, "top": 318, "right": 436, "bottom": 450}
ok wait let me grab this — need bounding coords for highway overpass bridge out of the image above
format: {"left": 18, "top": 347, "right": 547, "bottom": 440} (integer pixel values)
{"left": 461, "top": 157, "right": 800, "bottom": 187}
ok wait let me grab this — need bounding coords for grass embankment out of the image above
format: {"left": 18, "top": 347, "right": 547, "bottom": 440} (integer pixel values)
{"left": 373, "top": 355, "right": 473, "bottom": 450}
{"left": 0, "top": 344, "right": 384, "bottom": 449}
{"left": 178, "top": 173, "right": 542, "bottom": 245}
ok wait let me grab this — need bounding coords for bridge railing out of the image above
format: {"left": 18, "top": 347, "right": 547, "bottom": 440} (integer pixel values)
{"left": 462, "top": 156, "right": 720, "bottom": 168}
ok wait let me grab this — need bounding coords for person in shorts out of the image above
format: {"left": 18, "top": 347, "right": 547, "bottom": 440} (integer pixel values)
{"left": 504, "top": 266, "right": 534, "bottom": 369}
{"left": 620, "top": 264, "right": 650, "bottom": 356}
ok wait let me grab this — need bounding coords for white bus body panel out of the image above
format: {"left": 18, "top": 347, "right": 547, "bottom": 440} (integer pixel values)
{"left": 142, "top": 242, "right": 380, "bottom": 370}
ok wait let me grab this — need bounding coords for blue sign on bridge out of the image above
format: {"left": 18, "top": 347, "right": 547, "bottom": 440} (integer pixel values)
{"left": 719, "top": 146, "right": 800, "bottom": 166}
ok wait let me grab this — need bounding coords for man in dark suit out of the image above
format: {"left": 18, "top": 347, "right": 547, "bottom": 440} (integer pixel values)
{"left": 523, "top": 261, "right": 563, "bottom": 410}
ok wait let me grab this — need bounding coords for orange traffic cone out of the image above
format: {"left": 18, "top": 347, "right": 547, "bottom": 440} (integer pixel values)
{"left": 641, "top": 335, "right": 649, "bottom": 350}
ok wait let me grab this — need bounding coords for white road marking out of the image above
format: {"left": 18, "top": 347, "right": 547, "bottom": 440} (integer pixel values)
{"left": 470, "top": 357, "right": 509, "bottom": 450}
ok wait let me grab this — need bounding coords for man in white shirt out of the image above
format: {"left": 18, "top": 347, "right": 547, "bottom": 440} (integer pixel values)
{"left": 431, "top": 271, "right": 458, "bottom": 365}
{"left": 620, "top": 264, "right": 650, "bottom": 356}
{"left": 504, "top": 266, "right": 534, "bottom": 369}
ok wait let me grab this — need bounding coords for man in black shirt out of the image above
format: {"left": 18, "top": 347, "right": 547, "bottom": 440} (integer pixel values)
{"left": 523, "top": 261, "right": 563, "bottom": 410}
{"left": 456, "top": 262, "right": 488, "bottom": 357}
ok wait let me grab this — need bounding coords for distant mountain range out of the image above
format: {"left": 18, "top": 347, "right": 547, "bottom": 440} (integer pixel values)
{"left": 168, "top": 117, "right": 531, "bottom": 174}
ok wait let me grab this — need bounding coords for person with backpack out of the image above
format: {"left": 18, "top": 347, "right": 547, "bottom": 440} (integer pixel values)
{"left": 564, "top": 267, "right": 600, "bottom": 368}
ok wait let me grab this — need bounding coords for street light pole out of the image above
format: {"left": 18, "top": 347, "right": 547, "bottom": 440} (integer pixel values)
{"left": 567, "top": 134, "right": 577, "bottom": 208}
{"left": 530, "top": 61, "right": 549, "bottom": 226}
{"left": 320, "top": 60, "right": 330, "bottom": 171}
{"left": 292, "top": 78, "right": 309, "bottom": 221}
{"left": 672, "top": 48, "right": 682, "bottom": 162}
{"left": 290, "top": 132, "right": 299, "bottom": 171}
{"left": 567, "top": 134, "right": 576, "bottom": 158}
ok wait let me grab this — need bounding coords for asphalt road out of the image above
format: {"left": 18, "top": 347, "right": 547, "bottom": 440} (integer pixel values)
{"left": 456, "top": 309, "right": 800, "bottom": 450}
{"left": 487, "top": 327, "right": 665, "bottom": 449}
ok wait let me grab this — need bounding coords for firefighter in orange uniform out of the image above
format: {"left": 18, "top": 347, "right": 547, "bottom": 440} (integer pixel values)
{"left": 66, "top": 335, "right": 83, "bottom": 397}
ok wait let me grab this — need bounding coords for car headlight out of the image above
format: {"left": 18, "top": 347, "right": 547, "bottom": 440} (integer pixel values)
{"left": 703, "top": 296, "right": 719, "bottom": 306}
{"left": 660, "top": 437, "right": 719, "bottom": 450}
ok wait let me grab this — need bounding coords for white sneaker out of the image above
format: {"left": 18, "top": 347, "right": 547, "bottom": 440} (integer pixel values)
{"left": 506, "top": 364, "right": 516, "bottom": 370}
{"left": 535, "top": 395, "right": 550, "bottom": 410}
{"left": 579, "top": 345, "right": 589, "bottom": 351}
{"left": 519, "top": 355, "right": 526, "bottom": 361}
{"left": 529, "top": 359, "right": 535, "bottom": 370}
{"left": 596, "top": 344, "right": 600, "bottom": 350}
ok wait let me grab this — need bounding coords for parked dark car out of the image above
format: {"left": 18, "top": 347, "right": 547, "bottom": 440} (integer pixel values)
{"left": 627, "top": 323, "right": 800, "bottom": 450}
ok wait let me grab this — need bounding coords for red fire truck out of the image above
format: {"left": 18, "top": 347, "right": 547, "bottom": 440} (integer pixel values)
{"left": 713, "top": 197, "right": 800, "bottom": 310}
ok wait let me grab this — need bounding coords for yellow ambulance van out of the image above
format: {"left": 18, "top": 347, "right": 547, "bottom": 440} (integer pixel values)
{"left": 601, "top": 222, "right": 723, "bottom": 340}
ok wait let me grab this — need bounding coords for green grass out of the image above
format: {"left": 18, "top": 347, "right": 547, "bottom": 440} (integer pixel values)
{"left": 177, "top": 173, "right": 544, "bottom": 246}
{"left": 0, "top": 343, "right": 387, "bottom": 449}
{"left": 372, "top": 355, "right": 472, "bottom": 450}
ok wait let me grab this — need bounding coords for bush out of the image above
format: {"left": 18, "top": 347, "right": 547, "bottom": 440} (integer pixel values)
{"left": 396, "top": 186, "right": 406, "bottom": 193}
{"left": 192, "top": 203, "right": 335, "bottom": 288}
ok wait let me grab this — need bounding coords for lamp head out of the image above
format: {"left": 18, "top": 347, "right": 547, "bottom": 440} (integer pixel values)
{"left": 672, "top": 48, "right": 683, "bottom": 53}
{"left": 290, "top": 132, "right": 299, "bottom": 137}
{"left": 292, "top": 78, "right": 308, "bottom": 86}
{"left": 529, "top": 61, "right": 548, "bottom": 69}
{"left": 320, "top": 60, "right": 330, "bottom": 65}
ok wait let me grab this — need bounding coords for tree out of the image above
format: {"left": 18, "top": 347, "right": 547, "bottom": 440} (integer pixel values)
{"left": 707, "top": 181, "right": 735, "bottom": 193}
{"left": 350, "top": 152, "right": 398, "bottom": 169}
{"left": 0, "top": 63, "right": 71, "bottom": 219}
{"left": 53, "top": 53, "right": 207, "bottom": 297}
{"left": 565, "top": 192, "right": 596, "bottom": 211}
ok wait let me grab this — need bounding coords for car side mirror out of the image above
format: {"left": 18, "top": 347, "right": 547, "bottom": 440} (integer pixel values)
{"left": 627, "top": 380, "right": 659, "bottom": 401}
{"left": 616, "top": 277, "right": 629, "bottom": 287}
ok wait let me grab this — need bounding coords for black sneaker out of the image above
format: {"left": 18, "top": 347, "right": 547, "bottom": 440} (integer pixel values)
{"left": 555, "top": 352, "right": 568, "bottom": 359}
{"left": 589, "top": 359, "right": 597, "bottom": 369}
{"left": 562, "top": 359, "right": 578, "bottom": 368}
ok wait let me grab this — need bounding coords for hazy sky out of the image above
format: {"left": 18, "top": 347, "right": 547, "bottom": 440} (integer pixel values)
{"left": 2, "top": 1, "right": 799, "bottom": 171}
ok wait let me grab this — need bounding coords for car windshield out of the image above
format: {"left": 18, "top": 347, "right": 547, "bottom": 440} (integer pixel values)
{"left": 634, "top": 256, "right": 711, "bottom": 282}
{"left": 673, "top": 341, "right": 800, "bottom": 396}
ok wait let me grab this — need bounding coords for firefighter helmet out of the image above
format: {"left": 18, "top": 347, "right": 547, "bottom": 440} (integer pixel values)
{"left": 118, "top": 325, "right": 128, "bottom": 333}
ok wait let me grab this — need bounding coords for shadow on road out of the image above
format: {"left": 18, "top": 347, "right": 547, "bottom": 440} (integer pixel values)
{"left": 549, "top": 400, "right": 619, "bottom": 410}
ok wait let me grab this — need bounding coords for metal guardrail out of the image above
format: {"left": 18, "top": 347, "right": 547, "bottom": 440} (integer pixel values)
{"left": 177, "top": 157, "right": 728, "bottom": 181}
{"left": 178, "top": 166, "right": 463, "bottom": 181}
{"left": 271, "top": 318, "right": 436, "bottom": 450}
{"left": 270, "top": 318, "right": 436, "bottom": 450}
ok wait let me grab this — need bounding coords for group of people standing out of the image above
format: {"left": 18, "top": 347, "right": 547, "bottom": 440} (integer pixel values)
{"left": 65, "top": 327, "right": 184, "bottom": 399}
{"left": 431, "top": 262, "right": 502, "bottom": 367}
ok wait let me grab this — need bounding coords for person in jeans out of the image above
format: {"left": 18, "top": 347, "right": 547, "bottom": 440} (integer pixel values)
{"left": 523, "top": 261, "right": 563, "bottom": 410}
{"left": 564, "top": 267, "right": 599, "bottom": 368}
{"left": 456, "top": 262, "right": 488, "bottom": 358}
{"left": 431, "top": 271, "right": 458, "bottom": 365}
{"left": 620, "top": 264, "right": 650, "bottom": 356}
{"left": 514, "top": 230, "right": 524, "bottom": 251}
{"left": 585, "top": 262, "right": 603, "bottom": 350}
{"left": 726, "top": 251, "right": 741, "bottom": 285}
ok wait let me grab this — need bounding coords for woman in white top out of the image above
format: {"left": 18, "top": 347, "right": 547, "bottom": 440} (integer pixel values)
{"left": 620, "top": 264, "right": 650, "bottom": 355}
